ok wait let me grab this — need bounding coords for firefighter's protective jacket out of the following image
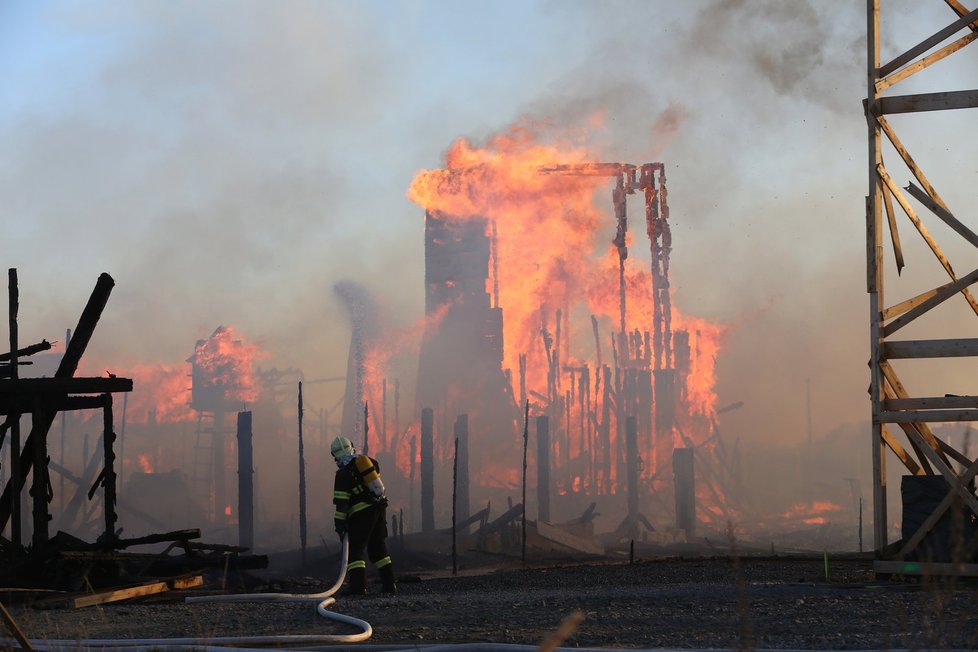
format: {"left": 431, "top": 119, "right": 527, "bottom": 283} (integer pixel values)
{"left": 333, "top": 455, "right": 384, "bottom": 534}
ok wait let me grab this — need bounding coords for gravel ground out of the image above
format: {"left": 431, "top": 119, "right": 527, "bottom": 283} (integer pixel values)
{"left": 9, "top": 556, "right": 978, "bottom": 649}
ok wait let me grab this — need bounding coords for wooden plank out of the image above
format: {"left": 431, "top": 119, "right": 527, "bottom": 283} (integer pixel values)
{"left": 878, "top": 7, "right": 978, "bottom": 76}
{"left": 72, "top": 581, "right": 169, "bottom": 608}
{"left": 937, "top": 438, "right": 974, "bottom": 469}
{"left": 882, "top": 267, "right": 978, "bottom": 334}
{"left": 882, "top": 185, "right": 904, "bottom": 274}
{"left": 536, "top": 520, "right": 604, "bottom": 555}
{"left": 877, "top": 89, "right": 978, "bottom": 114}
{"left": 884, "top": 338, "right": 978, "bottom": 358}
{"left": 945, "top": 0, "right": 978, "bottom": 33}
{"left": 875, "top": 560, "right": 978, "bottom": 577}
{"left": 880, "top": 363, "right": 946, "bottom": 471}
{"left": 885, "top": 395, "right": 978, "bottom": 410}
{"left": 0, "top": 376, "right": 132, "bottom": 395}
{"left": 880, "top": 409, "right": 978, "bottom": 422}
{"left": 877, "top": 115, "right": 951, "bottom": 213}
{"left": 904, "top": 181, "right": 978, "bottom": 249}
{"left": 881, "top": 425, "right": 922, "bottom": 475}
{"left": 878, "top": 32, "right": 978, "bottom": 92}
{"left": 170, "top": 575, "right": 204, "bottom": 590}
{"left": 877, "top": 165, "right": 978, "bottom": 315}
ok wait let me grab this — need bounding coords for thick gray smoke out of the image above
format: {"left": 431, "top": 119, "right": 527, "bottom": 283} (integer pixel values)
{"left": 4, "top": 1, "right": 975, "bottom": 545}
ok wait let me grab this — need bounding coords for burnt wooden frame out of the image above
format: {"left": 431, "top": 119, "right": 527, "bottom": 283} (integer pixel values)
{"left": 867, "top": 0, "right": 978, "bottom": 570}
{"left": 1, "top": 272, "right": 132, "bottom": 549}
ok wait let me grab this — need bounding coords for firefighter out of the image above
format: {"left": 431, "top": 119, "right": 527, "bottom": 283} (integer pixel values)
{"left": 331, "top": 436, "right": 396, "bottom": 595}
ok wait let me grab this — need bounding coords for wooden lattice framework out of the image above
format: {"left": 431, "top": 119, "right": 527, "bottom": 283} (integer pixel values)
{"left": 867, "top": 0, "right": 978, "bottom": 573}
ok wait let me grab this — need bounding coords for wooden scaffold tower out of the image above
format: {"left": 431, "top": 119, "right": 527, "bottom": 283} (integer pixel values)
{"left": 866, "top": 0, "right": 978, "bottom": 574}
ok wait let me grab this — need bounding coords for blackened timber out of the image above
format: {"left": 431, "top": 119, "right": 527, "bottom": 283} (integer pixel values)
{"left": 420, "top": 407, "right": 435, "bottom": 533}
{"left": 8, "top": 269, "right": 21, "bottom": 547}
{"left": 0, "top": 273, "right": 115, "bottom": 534}
{"left": 31, "top": 397, "right": 50, "bottom": 547}
{"left": 101, "top": 394, "right": 118, "bottom": 542}
{"left": 626, "top": 415, "right": 639, "bottom": 518}
{"left": 0, "top": 376, "right": 133, "bottom": 396}
{"left": 536, "top": 415, "right": 551, "bottom": 523}
{"left": 673, "top": 447, "right": 695, "bottom": 537}
{"left": 454, "top": 414, "right": 470, "bottom": 530}
{"left": 0, "top": 340, "right": 51, "bottom": 362}
{"left": 237, "top": 411, "right": 254, "bottom": 551}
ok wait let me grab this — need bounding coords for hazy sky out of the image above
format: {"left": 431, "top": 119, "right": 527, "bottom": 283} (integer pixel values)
{"left": 2, "top": 0, "right": 977, "bottom": 472}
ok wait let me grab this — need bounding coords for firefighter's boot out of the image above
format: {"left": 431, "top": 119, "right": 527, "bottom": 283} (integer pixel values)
{"left": 379, "top": 563, "right": 397, "bottom": 594}
{"left": 346, "top": 565, "right": 366, "bottom": 596}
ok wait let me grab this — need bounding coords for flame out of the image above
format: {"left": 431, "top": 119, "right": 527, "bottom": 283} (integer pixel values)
{"left": 122, "top": 364, "right": 193, "bottom": 423}
{"left": 780, "top": 500, "right": 843, "bottom": 520}
{"left": 193, "top": 326, "right": 266, "bottom": 405}
{"left": 225, "top": 504, "right": 232, "bottom": 517}
{"left": 137, "top": 453, "right": 154, "bottom": 474}
{"left": 405, "top": 120, "right": 729, "bottom": 492}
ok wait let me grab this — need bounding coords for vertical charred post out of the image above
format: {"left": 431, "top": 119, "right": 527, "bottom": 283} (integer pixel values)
{"left": 536, "top": 415, "right": 550, "bottom": 523}
{"left": 8, "top": 269, "right": 21, "bottom": 546}
{"left": 298, "top": 383, "right": 307, "bottom": 565}
{"left": 421, "top": 407, "right": 435, "bottom": 533}
{"left": 454, "top": 414, "right": 470, "bottom": 530}
{"left": 237, "top": 410, "right": 254, "bottom": 551}
{"left": 673, "top": 447, "right": 695, "bottom": 538}
{"left": 626, "top": 415, "right": 639, "bottom": 519}
{"left": 100, "top": 393, "right": 117, "bottom": 543}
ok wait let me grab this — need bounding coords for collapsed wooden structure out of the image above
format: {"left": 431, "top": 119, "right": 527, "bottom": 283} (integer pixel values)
{"left": 0, "top": 271, "right": 267, "bottom": 600}
{"left": 1, "top": 271, "right": 132, "bottom": 550}
{"left": 866, "top": 0, "right": 978, "bottom": 574}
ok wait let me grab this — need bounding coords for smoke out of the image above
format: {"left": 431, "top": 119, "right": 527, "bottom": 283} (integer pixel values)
{"left": 4, "top": 1, "right": 974, "bottom": 543}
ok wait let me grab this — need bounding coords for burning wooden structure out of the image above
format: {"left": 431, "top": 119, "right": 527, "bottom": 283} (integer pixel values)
{"left": 407, "top": 157, "right": 740, "bottom": 540}
{"left": 866, "top": 0, "right": 978, "bottom": 574}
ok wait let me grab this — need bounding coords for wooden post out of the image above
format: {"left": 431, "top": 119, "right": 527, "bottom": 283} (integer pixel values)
{"left": 454, "top": 414, "right": 470, "bottom": 530}
{"left": 673, "top": 447, "right": 695, "bottom": 537}
{"left": 213, "top": 409, "right": 226, "bottom": 527}
{"left": 297, "top": 383, "right": 307, "bottom": 566}
{"left": 867, "top": 0, "right": 887, "bottom": 554}
{"left": 626, "top": 415, "right": 639, "bottom": 518}
{"left": 7, "top": 269, "right": 20, "bottom": 546}
{"left": 521, "top": 401, "right": 529, "bottom": 566}
{"left": 452, "top": 436, "right": 458, "bottom": 576}
{"left": 420, "top": 407, "right": 434, "bottom": 533}
{"left": 536, "top": 415, "right": 551, "bottom": 523}
{"left": 409, "top": 435, "right": 416, "bottom": 531}
{"left": 237, "top": 411, "right": 254, "bottom": 551}
{"left": 101, "top": 394, "right": 117, "bottom": 542}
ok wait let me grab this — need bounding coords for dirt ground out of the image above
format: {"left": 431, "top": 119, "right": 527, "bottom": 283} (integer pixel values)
{"left": 8, "top": 553, "right": 978, "bottom": 649}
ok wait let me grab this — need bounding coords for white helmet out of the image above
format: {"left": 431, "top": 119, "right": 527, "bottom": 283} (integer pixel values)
{"left": 330, "top": 436, "right": 355, "bottom": 461}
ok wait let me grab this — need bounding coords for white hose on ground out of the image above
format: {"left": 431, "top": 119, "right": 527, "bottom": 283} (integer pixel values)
{"left": 0, "top": 535, "right": 375, "bottom": 650}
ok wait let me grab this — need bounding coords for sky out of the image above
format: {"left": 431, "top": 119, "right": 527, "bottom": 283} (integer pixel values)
{"left": 2, "top": 0, "right": 978, "bottom": 529}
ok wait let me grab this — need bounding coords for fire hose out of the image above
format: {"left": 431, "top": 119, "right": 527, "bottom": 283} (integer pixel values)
{"left": 0, "top": 535, "right": 375, "bottom": 650}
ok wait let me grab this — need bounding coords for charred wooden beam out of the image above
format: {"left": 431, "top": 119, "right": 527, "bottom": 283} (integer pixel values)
{"left": 536, "top": 415, "right": 551, "bottom": 523}
{"left": 454, "top": 414, "right": 470, "bottom": 530}
{"left": 673, "top": 447, "right": 695, "bottom": 537}
{"left": 237, "top": 411, "right": 254, "bottom": 551}
{"left": 0, "top": 273, "right": 115, "bottom": 535}
{"left": 420, "top": 407, "right": 435, "bottom": 533}
{"left": 0, "top": 339, "right": 52, "bottom": 362}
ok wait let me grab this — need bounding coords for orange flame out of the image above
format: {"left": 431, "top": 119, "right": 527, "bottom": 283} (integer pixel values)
{"left": 404, "top": 119, "right": 727, "bottom": 490}
{"left": 137, "top": 453, "right": 154, "bottom": 474}
{"left": 193, "top": 326, "right": 266, "bottom": 405}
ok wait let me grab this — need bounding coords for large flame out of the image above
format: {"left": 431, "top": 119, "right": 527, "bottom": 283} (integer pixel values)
{"left": 399, "top": 120, "right": 728, "bottom": 510}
